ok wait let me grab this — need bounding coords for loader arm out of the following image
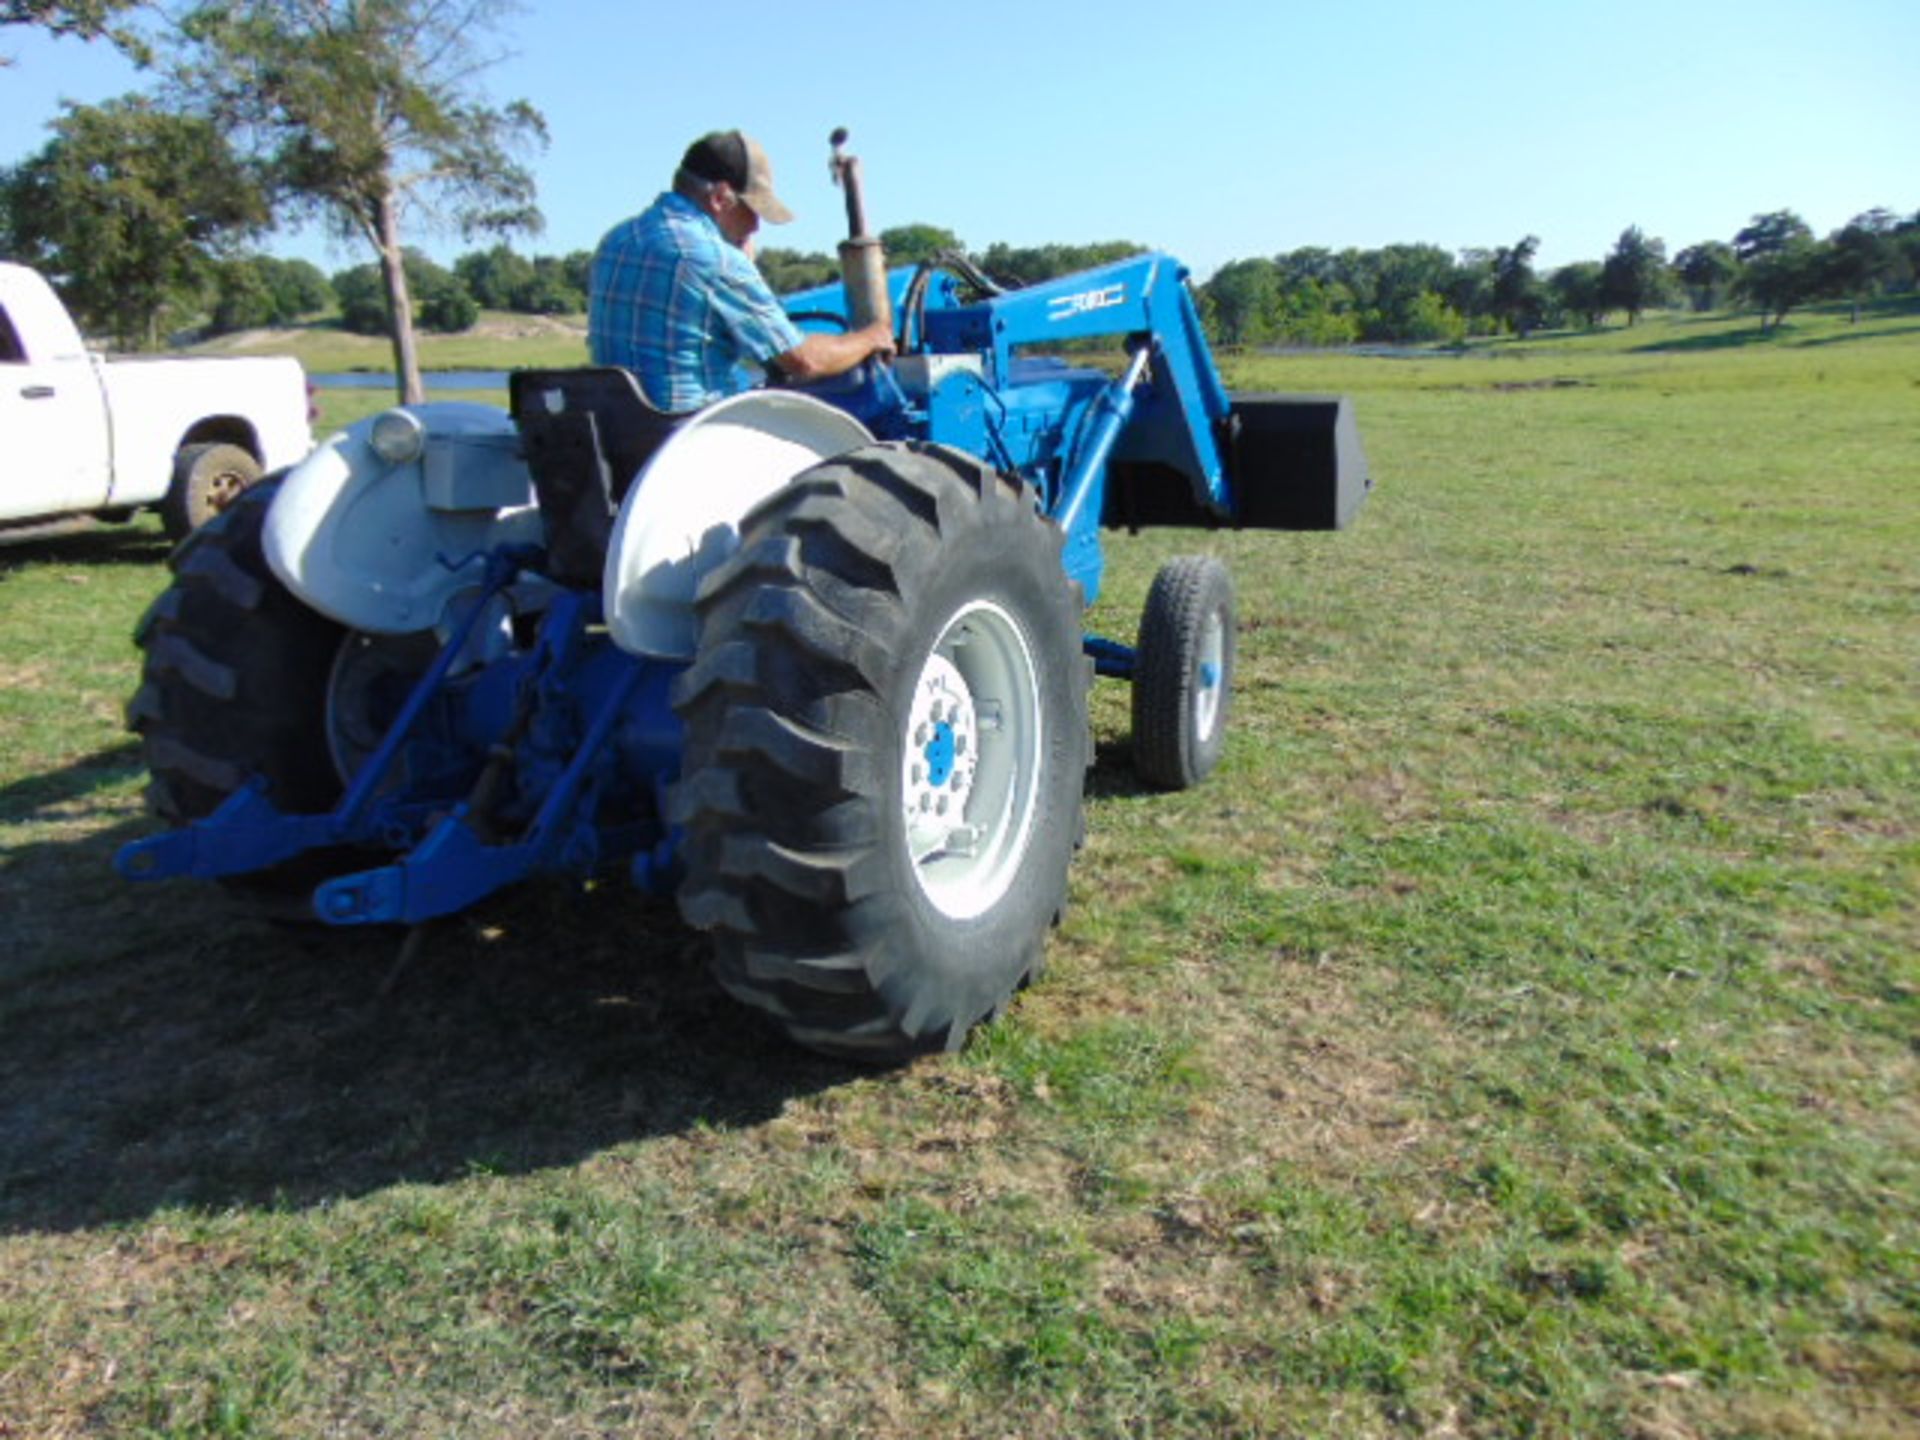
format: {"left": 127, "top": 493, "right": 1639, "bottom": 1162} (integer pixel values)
{"left": 924, "top": 251, "right": 1235, "bottom": 519}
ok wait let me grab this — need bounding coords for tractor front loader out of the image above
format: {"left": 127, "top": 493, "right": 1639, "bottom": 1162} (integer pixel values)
{"left": 118, "top": 134, "right": 1369, "bottom": 1061}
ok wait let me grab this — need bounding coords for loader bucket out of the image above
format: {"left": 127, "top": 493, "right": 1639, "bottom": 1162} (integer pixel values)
{"left": 1224, "top": 393, "right": 1371, "bottom": 531}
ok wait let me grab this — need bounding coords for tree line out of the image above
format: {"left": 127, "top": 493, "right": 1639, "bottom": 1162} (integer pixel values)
{"left": 1201, "top": 209, "right": 1920, "bottom": 347}
{"left": 198, "top": 246, "right": 597, "bottom": 338}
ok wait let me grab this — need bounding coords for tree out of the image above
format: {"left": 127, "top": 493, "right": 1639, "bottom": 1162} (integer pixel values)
{"left": 1398, "top": 290, "right": 1465, "bottom": 344}
{"left": 757, "top": 247, "right": 838, "bottom": 296}
{"left": 455, "top": 243, "right": 536, "bottom": 310}
{"left": 1733, "top": 209, "right": 1812, "bottom": 263}
{"left": 977, "top": 240, "right": 1145, "bottom": 288}
{"left": 1549, "top": 262, "right": 1608, "bottom": 328}
{"left": 1274, "top": 246, "right": 1341, "bottom": 288}
{"left": 1737, "top": 240, "right": 1825, "bottom": 331}
{"left": 1, "top": 0, "right": 146, "bottom": 61}
{"left": 1, "top": 97, "right": 268, "bottom": 348}
{"left": 1599, "top": 226, "right": 1669, "bottom": 326}
{"left": 205, "top": 253, "right": 333, "bottom": 333}
{"left": 1339, "top": 243, "right": 1456, "bottom": 340}
{"left": 454, "top": 245, "right": 583, "bottom": 313}
{"left": 1671, "top": 241, "right": 1738, "bottom": 312}
{"left": 1443, "top": 249, "right": 1495, "bottom": 332}
{"left": 334, "top": 252, "right": 474, "bottom": 334}
{"left": 270, "top": 256, "right": 334, "bottom": 316}
{"left": 1202, "top": 258, "right": 1280, "bottom": 346}
{"left": 1275, "top": 278, "right": 1358, "bottom": 346}
{"left": 205, "top": 254, "right": 275, "bottom": 333}
{"left": 331, "top": 263, "right": 387, "bottom": 335}
{"left": 518, "top": 254, "right": 581, "bottom": 314}
{"left": 1490, "top": 236, "right": 1543, "bottom": 335}
{"left": 879, "top": 224, "right": 962, "bottom": 266}
{"left": 414, "top": 263, "right": 477, "bottom": 332}
{"left": 178, "top": 0, "right": 546, "bottom": 402}
{"left": 1897, "top": 211, "right": 1920, "bottom": 290}
{"left": 1825, "top": 210, "right": 1901, "bottom": 322}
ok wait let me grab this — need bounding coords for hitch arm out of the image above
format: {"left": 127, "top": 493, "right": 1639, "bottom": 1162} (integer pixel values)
{"left": 116, "top": 549, "right": 530, "bottom": 884}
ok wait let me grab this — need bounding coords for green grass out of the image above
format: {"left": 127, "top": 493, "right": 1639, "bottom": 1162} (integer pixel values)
{"left": 2, "top": 298, "right": 1915, "bottom": 1437}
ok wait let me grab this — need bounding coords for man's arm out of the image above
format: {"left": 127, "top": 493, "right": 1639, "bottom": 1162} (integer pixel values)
{"left": 771, "top": 320, "right": 896, "bottom": 383}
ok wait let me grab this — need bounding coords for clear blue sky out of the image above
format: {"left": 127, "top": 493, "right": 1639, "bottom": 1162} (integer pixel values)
{"left": 4, "top": 0, "right": 1915, "bottom": 281}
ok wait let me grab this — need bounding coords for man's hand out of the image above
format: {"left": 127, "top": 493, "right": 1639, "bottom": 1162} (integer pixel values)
{"left": 855, "top": 319, "right": 896, "bottom": 364}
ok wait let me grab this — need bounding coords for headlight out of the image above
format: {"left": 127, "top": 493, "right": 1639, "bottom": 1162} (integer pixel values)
{"left": 369, "top": 408, "right": 427, "bottom": 465}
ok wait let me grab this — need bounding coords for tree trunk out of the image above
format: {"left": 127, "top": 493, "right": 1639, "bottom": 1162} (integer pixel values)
{"left": 375, "top": 191, "right": 425, "bottom": 405}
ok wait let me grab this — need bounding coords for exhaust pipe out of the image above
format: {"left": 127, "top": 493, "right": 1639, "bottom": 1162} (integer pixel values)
{"left": 829, "top": 127, "right": 891, "bottom": 334}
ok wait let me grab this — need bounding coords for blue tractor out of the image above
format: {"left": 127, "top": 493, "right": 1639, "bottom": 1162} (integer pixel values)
{"left": 118, "top": 134, "right": 1369, "bottom": 1061}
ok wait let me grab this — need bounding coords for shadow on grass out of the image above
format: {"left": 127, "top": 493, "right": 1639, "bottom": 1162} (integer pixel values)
{"left": 1628, "top": 300, "right": 1920, "bottom": 355}
{"left": 1086, "top": 739, "right": 1166, "bottom": 802}
{"left": 0, "top": 740, "right": 145, "bottom": 820}
{"left": 0, "top": 520, "right": 173, "bottom": 574}
{"left": 1795, "top": 321, "right": 1920, "bottom": 348}
{"left": 0, "top": 750, "right": 860, "bottom": 1235}
{"left": 1627, "top": 324, "right": 1791, "bottom": 355}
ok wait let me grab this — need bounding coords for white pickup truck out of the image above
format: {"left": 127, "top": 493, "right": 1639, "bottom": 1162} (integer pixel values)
{"left": 1, "top": 262, "right": 312, "bottom": 539}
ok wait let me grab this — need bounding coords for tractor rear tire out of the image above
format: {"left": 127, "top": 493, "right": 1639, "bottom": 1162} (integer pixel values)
{"left": 162, "top": 442, "right": 263, "bottom": 541}
{"left": 129, "top": 481, "right": 346, "bottom": 828}
{"left": 1131, "top": 555, "right": 1235, "bottom": 790}
{"left": 672, "top": 442, "right": 1091, "bottom": 1063}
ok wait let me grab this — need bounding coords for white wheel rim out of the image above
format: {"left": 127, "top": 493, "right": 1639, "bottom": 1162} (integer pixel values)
{"left": 1194, "top": 608, "right": 1226, "bottom": 743}
{"left": 324, "top": 632, "right": 432, "bottom": 785}
{"left": 323, "top": 595, "right": 510, "bottom": 784}
{"left": 901, "top": 599, "right": 1043, "bottom": 921}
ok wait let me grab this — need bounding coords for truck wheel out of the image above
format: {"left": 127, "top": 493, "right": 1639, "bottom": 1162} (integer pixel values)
{"left": 162, "top": 442, "right": 263, "bottom": 541}
{"left": 672, "top": 442, "right": 1091, "bottom": 1062}
{"left": 128, "top": 481, "right": 345, "bottom": 828}
{"left": 1131, "top": 555, "right": 1235, "bottom": 790}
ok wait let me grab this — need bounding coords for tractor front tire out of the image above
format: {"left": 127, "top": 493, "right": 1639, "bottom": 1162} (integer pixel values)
{"left": 129, "top": 481, "right": 346, "bottom": 827}
{"left": 672, "top": 442, "right": 1091, "bottom": 1063}
{"left": 1131, "top": 555, "right": 1235, "bottom": 790}
{"left": 162, "top": 442, "right": 263, "bottom": 541}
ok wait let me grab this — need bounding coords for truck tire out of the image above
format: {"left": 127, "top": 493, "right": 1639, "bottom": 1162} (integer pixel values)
{"left": 1131, "top": 555, "right": 1235, "bottom": 790}
{"left": 162, "top": 441, "right": 263, "bottom": 541}
{"left": 672, "top": 442, "right": 1091, "bottom": 1062}
{"left": 128, "top": 481, "right": 345, "bottom": 827}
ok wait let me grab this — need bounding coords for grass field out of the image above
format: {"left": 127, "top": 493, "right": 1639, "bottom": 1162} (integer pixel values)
{"left": 2, "top": 300, "right": 1915, "bottom": 1438}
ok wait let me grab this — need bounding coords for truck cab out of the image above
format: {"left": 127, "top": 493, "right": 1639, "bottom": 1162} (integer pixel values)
{"left": 0, "top": 263, "right": 112, "bottom": 522}
{"left": 0, "top": 262, "right": 312, "bottom": 535}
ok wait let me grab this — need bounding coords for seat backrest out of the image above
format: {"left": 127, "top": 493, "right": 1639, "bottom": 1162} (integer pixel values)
{"left": 508, "top": 367, "right": 682, "bottom": 587}
{"left": 510, "top": 367, "right": 679, "bottom": 503}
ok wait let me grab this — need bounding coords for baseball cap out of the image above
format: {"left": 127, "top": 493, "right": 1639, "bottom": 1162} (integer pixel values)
{"left": 680, "top": 130, "right": 795, "bottom": 224}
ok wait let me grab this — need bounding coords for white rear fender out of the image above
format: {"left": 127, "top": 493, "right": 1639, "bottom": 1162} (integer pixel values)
{"left": 264, "top": 403, "right": 542, "bottom": 634}
{"left": 603, "top": 391, "right": 873, "bottom": 659}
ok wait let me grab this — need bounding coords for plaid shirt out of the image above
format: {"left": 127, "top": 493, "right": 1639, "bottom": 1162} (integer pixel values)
{"left": 587, "top": 192, "right": 804, "bottom": 413}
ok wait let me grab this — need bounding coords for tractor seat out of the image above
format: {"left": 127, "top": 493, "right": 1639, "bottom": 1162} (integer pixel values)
{"left": 508, "top": 367, "right": 684, "bottom": 588}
